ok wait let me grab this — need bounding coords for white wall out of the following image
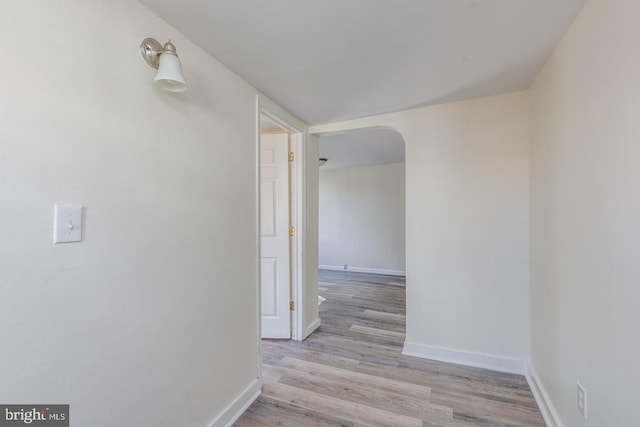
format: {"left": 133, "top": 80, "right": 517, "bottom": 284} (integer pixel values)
{"left": 319, "top": 162, "right": 406, "bottom": 275}
{"left": 529, "top": 0, "right": 640, "bottom": 425}
{"left": 311, "top": 91, "right": 530, "bottom": 372}
{"left": 0, "top": 1, "right": 278, "bottom": 426}
{"left": 304, "top": 133, "right": 320, "bottom": 335}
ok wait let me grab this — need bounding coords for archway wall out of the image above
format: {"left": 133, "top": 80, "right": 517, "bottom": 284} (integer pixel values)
{"left": 310, "top": 90, "right": 530, "bottom": 373}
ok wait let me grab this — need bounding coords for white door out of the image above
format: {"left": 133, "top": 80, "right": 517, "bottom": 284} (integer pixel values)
{"left": 260, "top": 133, "right": 291, "bottom": 338}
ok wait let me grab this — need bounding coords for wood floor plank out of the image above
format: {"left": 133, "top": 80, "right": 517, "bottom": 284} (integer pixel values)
{"left": 235, "top": 395, "right": 356, "bottom": 427}
{"left": 273, "top": 358, "right": 454, "bottom": 423}
{"left": 263, "top": 382, "right": 424, "bottom": 427}
{"left": 349, "top": 324, "right": 406, "bottom": 340}
{"left": 432, "top": 388, "right": 544, "bottom": 426}
{"left": 279, "top": 356, "right": 432, "bottom": 400}
{"left": 300, "top": 332, "right": 403, "bottom": 366}
{"left": 319, "top": 281, "right": 336, "bottom": 286}
{"left": 261, "top": 340, "right": 362, "bottom": 370}
{"left": 363, "top": 309, "right": 406, "bottom": 323}
{"left": 235, "top": 270, "right": 545, "bottom": 427}
{"left": 386, "top": 280, "right": 406, "bottom": 287}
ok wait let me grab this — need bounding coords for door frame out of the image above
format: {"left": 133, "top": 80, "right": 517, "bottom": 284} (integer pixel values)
{"left": 256, "top": 94, "right": 307, "bottom": 343}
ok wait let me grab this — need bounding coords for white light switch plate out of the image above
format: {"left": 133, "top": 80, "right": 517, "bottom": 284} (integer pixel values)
{"left": 53, "top": 205, "right": 83, "bottom": 243}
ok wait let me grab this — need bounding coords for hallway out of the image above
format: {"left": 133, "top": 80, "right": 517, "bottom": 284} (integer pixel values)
{"left": 235, "top": 271, "right": 544, "bottom": 426}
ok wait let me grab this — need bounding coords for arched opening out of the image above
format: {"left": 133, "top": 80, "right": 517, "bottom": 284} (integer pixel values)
{"left": 316, "top": 126, "right": 407, "bottom": 347}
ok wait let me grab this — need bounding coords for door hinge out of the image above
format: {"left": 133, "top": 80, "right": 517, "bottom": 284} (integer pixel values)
{"left": 290, "top": 301, "right": 295, "bottom": 311}
{"left": 288, "top": 151, "right": 294, "bottom": 162}
{"left": 289, "top": 226, "right": 295, "bottom": 237}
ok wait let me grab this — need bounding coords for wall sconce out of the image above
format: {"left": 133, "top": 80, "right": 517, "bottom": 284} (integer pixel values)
{"left": 319, "top": 158, "right": 328, "bottom": 166}
{"left": 140, "top": 38, "right": 187, "bottom": 92}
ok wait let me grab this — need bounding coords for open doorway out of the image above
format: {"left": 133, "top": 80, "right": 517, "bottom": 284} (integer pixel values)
{"left": 318, "top": 128, "right": 406, "bottom": 276}
{"left": 256, "top": 96, "right": 313, "bottom": 344}
{"left": 316, "top": 127, "right": 406, "bottom": 339}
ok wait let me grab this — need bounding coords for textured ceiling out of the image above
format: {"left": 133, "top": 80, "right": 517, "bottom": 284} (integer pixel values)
{"left": 140, "top": 0, "right": 586, "bottom": 125}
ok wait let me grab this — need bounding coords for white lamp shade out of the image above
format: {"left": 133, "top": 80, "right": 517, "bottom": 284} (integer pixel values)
{"left": 154, "top": 53, "right": 187, "bottom": 92}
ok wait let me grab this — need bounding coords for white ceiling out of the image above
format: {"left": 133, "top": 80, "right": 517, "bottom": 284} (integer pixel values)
{"left": 140, "top": 0, "right": 586, "bottom": 126}
{"left": 142, "top": 0, "right": 585, "bottom": 168}
{"left": 319, "top": 128, "right": 405, "bottom": 169}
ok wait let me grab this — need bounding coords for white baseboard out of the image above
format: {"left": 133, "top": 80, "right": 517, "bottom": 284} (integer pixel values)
{"left": 304, "top": 317, "right": 321, "bottom": 339}
{"left": 319, "top": 265, "right": 406, "bottom": 277}
{"left": 527, "top": 363, "right": 564, "bottom": 427}
{"left": 208, "top": 378, "right": 261, "bottom": 427}
{"left": 402, "top": 341, "right": 527, "bottom": 375}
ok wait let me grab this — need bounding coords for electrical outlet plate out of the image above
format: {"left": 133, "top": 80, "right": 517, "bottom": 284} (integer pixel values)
{"left": 577, "top": 381, "right": 588, "bottom": 419}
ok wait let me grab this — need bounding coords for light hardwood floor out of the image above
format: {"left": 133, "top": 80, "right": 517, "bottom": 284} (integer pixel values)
{"left": 235, "top": 270, "right": 545, "bottom": 426}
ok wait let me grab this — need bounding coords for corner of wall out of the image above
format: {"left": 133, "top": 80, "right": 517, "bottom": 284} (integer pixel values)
{"left": 207, "top": 379, "right": 262, "bottom": 427}
{"left": 526, "top": 363, "right": 564, "bottom": 427}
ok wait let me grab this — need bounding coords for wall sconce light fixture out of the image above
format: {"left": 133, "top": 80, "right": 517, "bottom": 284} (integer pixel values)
{"left": 140, "top": 38, "right": 187, "bottom": 92}
{"left": 319, "top": 158, "right": 328, "bottom": 166}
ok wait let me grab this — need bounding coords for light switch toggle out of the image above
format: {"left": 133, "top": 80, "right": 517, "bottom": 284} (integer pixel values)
{"left": 54, "top": 205, "right": 83, "bottom": 243}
